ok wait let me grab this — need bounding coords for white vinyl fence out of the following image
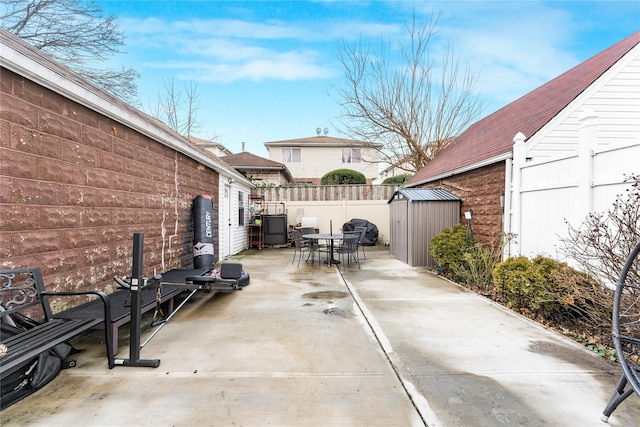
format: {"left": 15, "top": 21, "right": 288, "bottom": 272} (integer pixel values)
{"left": 508, "top": 113, "right": 640, "bottom": 260}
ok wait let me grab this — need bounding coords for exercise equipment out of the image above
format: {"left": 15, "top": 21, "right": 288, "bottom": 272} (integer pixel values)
{"left": 193, "top": 194, "right": 215, "bottom": 269}
{"left": 113, "top": 233, "right": 249, "bottom": 368}
{"left": 113, "top": 233, "right": 161, "bottom": 368}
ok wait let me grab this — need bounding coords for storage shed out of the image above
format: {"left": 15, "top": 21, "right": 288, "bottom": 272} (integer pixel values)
{"left": 388, "top": 188, "right": 461, "bottom": 267}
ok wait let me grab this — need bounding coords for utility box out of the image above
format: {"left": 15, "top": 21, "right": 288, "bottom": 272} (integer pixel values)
{"left": 388, "top": 188, "right": 461, "bottom": 267}
{"left": 263, "top": 214, "right": 288, "bottom": 246}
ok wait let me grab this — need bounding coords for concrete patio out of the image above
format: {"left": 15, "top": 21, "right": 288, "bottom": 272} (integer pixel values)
{"left": 1, "top": 246, "right": 638, "bottom": 426}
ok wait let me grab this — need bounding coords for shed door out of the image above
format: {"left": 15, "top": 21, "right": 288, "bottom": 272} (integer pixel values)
{"left": 390, "top": 200, "right": 408, "bottom": 263}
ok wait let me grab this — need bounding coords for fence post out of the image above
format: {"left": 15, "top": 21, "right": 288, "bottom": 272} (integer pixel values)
{"left": 578, "top": 109, "right": 598, "bottom": 214}
{"left": 510, "top": 132, "right": 527, "bottom": 256}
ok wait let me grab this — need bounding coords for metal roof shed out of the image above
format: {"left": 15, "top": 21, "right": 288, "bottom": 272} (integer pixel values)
{"left": 388, "top": 188, "right": 461, "bottom": 267}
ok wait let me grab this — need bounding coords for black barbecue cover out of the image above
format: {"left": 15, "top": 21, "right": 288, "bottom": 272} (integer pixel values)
{"left": 342, "top": 218, "right": 378, "bottom": 246}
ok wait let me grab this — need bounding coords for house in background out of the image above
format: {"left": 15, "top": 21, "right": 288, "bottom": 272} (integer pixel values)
{"left": 264, "top": 131, "right": 382, "bottom": 184}
{"left": 190, "top": 136, "right": 233, "bottom": 158}
{"left": 405, "top": 31, "right": 640, "bottom": 261}
{"left": 375, "top": 157, "right": 414, "bottom": 184}
{"left": 221, "top": 151, "right": 293, "bottom": 186}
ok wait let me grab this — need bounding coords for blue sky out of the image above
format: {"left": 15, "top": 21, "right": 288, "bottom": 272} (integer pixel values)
{"left": 97, "top": 1, "right": 639, "bottom": 156}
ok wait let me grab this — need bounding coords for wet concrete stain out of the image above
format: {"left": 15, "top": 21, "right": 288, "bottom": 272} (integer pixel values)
{"left": 528, "top": 339, "right": 617, "bottom": 372}
{"left": 302, "top": 291, "right": 348, "bottom": 300}
{"left": 323, "top": 307, "right": 350, "bottom": 318}
{"left": 397, "top": 344, "right": 547, "bottom": 426}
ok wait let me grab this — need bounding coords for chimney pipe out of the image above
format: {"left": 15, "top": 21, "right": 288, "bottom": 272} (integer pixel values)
{"left": 242, "top": 141, "right": 245, "bottom": 151}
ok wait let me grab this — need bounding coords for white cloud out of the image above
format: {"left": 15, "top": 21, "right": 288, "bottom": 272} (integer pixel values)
{"left": 428, "top": 2, "right": 583, "bottom": 109}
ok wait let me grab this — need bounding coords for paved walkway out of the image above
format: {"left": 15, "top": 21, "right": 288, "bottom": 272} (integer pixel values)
{"left": 1, "top": 247, "right": 638, "bottom": 426}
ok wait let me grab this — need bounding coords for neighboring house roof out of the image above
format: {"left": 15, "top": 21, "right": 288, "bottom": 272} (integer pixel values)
{"left": 190, "top": 136, "right": 232, "bottom": 156}
{"left": 264, "top": 135, "right": 382, "bottom": 148}
{"left": 407, "top": 31, "right": 640, "bottom": 187}
{"left": 388, "top": 188, "right": 462, "bottom": 204}
{"left": 221, "top": 152, "right": 294, "bottom": 182}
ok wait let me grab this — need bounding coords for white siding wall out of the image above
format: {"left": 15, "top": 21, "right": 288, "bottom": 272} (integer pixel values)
{"left": 231, "top": 185, "right": 250, "bottom": 256}
{"left": 526, "top": 49, "right": 640, "bottom": 161}
{"left": 219, "top": 177, "right": 251, "bottom": 260}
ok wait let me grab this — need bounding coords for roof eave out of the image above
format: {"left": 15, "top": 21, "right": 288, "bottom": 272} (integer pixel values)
{"left": 406, "top": 152, "right": 512, "bottom": 188}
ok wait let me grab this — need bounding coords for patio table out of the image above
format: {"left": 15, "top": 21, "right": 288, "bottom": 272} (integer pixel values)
{"left": 302, "top": 233, "right": 343, "bottom": 267}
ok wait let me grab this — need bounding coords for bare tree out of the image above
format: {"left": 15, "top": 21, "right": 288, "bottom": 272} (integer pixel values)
{"left": 560, "top": 174, "right": 640, "bottom": 286}
{"left": 330, "top": 14, "right": 484, "bottom": 172}
{"left": 148, "top": 77, "right": 202, "bottom": 140}
{"left": 0, "top": 0, "right": 139, "bottom": 104}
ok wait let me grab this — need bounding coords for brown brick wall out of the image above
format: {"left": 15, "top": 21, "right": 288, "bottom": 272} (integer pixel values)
{"left": 418, "top": 162, "right": 506, "bottom": 245}
{"left": 0, "top": 68, "right": 219, "bottom": 310}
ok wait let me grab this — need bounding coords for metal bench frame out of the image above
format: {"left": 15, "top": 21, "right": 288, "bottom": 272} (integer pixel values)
{"left": 54, "top": 281, "right": 184, "bottom": 355}
{"left": 0, "top": 268, "right": 115, "bottom": 377}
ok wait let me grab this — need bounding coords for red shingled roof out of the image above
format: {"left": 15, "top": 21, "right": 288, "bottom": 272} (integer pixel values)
{"left": 220, "top": 151, "right": 293, "bottom": 182}
{"left": 221, "top": 151, "right": 285, "bottom": 168}
{"left": 407, "top": 31, "right": 640, "bottom": 186}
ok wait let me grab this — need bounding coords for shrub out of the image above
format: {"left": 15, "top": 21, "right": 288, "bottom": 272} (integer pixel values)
{"left": 493, "top": 256, "right": 547, "bottom": 313}
{"left": 321, "top": 169, "right": 366, "bottom": 185}
{"left": 493, "top": 255, "right": 613, "bottom": 334}
{"left": 452, "top": 243, "right": 501, "bottom": 293}
{"left": 559, "top": 173, "right": 640, "bottom": 286}
{"left": 382, "top": 173, "right": 412, "bottom": 185}
{"left": 430, "top": 224, "right": 475, "bottom": 280}
{"left": 537, "top": 257, "right": 613, "bottom": 338}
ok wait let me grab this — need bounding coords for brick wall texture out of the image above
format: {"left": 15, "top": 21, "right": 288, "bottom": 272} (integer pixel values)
{"left": 417, "top": 162, "right": 506, "bottom": 245}
{"left": 0, "top": 68, "right": 219, "bottom": 310}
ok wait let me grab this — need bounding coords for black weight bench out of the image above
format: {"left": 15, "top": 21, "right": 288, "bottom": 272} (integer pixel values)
{"left": 160, "top": 264, "right": 250, "bottom": 292}
{"left": 0, "top": 268, "right": 116, "bottom": 378}
{"left": 54, "top": 276, "right": 194, "bottom": 355}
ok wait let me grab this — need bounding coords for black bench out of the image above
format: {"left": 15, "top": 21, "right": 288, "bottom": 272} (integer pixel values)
{"left": 53, "top": 272, "right": 199, "bottom": 355}
{"left": 0, "top": 268, "right": 116, "bottom": 377}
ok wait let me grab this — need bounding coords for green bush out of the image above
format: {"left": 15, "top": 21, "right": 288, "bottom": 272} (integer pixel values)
{"left": 382, "top": 173, "right": 412, "bottom": 185}
{"left": 534, "top": 257, "right": 612, "bottom": 332}
{"left": 429, "top": 224, "right": 475, "bottom": 280}
{"left": 493, "top": 256, "right": 547, "bottom": 313}
{"left": 320, "top": 169, "right": 366, "bottom": 185}
{"left": 492, "top": 255, "right": 613, "bottom": 327}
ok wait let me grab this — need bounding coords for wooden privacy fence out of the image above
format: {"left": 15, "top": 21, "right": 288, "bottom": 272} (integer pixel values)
{"left": 254, "top": 184, "right": 397, "bottom": 202}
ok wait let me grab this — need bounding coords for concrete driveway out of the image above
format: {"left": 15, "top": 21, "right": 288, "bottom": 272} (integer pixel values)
{"left": 1, "top": 247, "right": 638, "bottom": 426}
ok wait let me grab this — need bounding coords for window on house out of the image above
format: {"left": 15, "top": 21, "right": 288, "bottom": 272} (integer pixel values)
{"left": 238, "top": 192, "right": 245, "bottom": 226}
{"left": 282, "top": 148, "right": 301, "bottom": 163}
{"left": 342, "top": 148, "right": 361, "bottom": 163}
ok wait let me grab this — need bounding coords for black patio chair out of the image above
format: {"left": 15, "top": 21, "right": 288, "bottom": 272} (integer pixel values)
{"left": 354, "top": 225, "right": 367, "bottom": 260}
{"left": 291, "top": 229, "right": 316, "bottom": 267}
{"left": 335, "top": 231, "right": 360, "bottom": 268}
{"left": 301, "top": 226, "right": 329, "bottom": 266}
